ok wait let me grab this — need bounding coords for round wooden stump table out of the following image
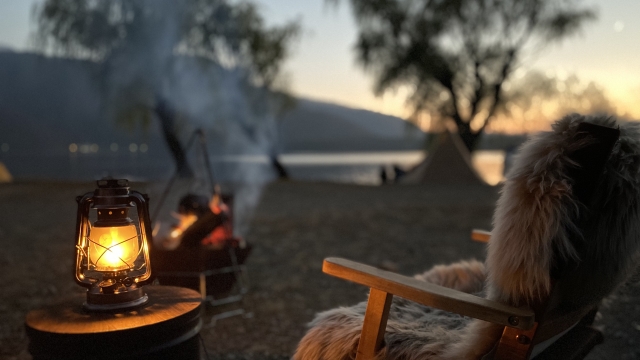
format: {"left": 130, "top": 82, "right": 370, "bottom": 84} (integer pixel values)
{"left": 25, "top": 286, "right": 202, "bottom": 360}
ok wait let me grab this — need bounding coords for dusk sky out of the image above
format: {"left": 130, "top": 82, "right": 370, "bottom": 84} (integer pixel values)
{"left": 1, "top": 0, "right": 638, "bottom": 124}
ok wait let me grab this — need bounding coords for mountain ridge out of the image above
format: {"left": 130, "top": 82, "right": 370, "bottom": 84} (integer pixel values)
{"left": 0, "top": 50, "right": 425, "bottom": 179}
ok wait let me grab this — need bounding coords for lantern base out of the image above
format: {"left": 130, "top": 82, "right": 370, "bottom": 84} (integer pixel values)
{"left": 84, "top": 287, "right": 149, "bottom": 312}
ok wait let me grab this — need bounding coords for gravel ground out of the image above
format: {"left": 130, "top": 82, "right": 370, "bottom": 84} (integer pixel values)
{"left": 0, "top": 180, "right": 639, "bottom": 359}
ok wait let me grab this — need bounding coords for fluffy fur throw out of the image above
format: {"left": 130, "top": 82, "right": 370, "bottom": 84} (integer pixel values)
{"left": 294, "top": 114, "right": 640, "bottom": 360}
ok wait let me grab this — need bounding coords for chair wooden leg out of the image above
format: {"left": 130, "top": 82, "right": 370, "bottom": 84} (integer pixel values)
{"left": 356, "top": 288, "right": 393, "bottom": 360}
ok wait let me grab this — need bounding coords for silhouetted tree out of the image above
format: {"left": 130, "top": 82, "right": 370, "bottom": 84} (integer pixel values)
{"left": 33, "top": 0, "right": 299, "bottom": 177}
{"left": 335, "top": 0, "right": 595, "bottom": 150}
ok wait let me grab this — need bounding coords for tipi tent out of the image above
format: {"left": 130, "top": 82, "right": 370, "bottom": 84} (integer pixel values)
{"left": 398, "top": 130, "right": 485, "bottom": 185}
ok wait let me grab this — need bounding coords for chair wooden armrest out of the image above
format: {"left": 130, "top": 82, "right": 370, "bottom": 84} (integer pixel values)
{"left": 322, "top": 258, "right": 537, "bottom": 360}
{"left": 471, "top": 229, "right": 492, "bottom": 243}
{"left": 323, "top": 258, "right": 605, "bottom": 359}
{"left": 324, "top": 257, "right": 534, "bottom": 329}
{"left": 324, "top": 257, "right": 535, "bottom": 359}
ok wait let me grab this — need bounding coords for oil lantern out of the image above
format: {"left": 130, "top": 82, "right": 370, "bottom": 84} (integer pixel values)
{"left": 74, "top": 179, "right": 153, "bottom": 311}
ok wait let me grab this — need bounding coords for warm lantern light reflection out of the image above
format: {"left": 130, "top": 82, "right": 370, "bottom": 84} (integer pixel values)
{"left": 88, "top": 224, "right": 139, "bottom": 271}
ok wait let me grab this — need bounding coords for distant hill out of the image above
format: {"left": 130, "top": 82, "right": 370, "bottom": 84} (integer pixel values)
{"left": 0, "top": 51, "right": 170, "bottom": 180}
{"left": 0, "top": 51, "right": 425, "bottom": 180}
{"left": 279, "top": 99, "right": 425, "bottom": 152}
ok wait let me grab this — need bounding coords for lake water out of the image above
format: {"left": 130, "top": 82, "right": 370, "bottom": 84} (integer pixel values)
{"left": 214, "top": 150, "right": 506, "bottom": 186}
{"left": 1, "top": 150, "right": 505, "bottom": 186}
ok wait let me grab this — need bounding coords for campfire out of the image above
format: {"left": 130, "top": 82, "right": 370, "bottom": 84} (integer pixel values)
{"left": 170, "top": 213, "right": 197, "bottom": 239}
{"left": 161, "top": 192, "right": 235, "bottom": 250}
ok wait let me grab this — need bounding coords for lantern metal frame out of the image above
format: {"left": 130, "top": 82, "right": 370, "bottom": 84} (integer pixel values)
{"left": 74, "top": 179, "right": 153, "bottom": 311}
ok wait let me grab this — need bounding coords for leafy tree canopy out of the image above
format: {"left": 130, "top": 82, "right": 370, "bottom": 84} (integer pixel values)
{"left": 336, "top": 0, "right": 596, "bottom": 150}
{"left": 34, "top": 0, "right": 299, "bottom": 87}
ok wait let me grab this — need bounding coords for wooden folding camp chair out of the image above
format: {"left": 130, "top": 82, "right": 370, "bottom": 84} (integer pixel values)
{"left": 306, "top": 120, "right": 629, "bottom": 360}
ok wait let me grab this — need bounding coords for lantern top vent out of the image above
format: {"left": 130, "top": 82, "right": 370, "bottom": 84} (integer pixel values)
{"left": 93, "top": 179, "right": 132, "bottom": 209}
{"left": 97, "top": 178, "right": 129, "bottom": 189}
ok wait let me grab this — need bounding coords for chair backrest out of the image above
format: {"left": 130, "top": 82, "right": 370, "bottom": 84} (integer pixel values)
{"left": 529, "top": 121, "right": 619, "bottom": 346}
{"left": 489, "top": 116, "right": 640, "bottom": 359}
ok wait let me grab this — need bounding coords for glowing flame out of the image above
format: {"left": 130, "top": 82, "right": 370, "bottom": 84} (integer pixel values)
{"left": 101, "top": 228, "right": 125, "bottom": 265}
{"left": 89, "top": 224, "right": 139, "bottom": 271}
{"left": 170, "top": 214, "right": 198, "bottom": 238}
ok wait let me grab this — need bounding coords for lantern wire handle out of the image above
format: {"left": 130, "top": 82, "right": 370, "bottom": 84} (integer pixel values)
{"left": 76, "top": 244, "right": 88, "bottom": 258}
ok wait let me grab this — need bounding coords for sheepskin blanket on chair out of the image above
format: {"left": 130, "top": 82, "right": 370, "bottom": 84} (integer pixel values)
{"left": 294, "top": 114, "right": 640, "bottom": 360}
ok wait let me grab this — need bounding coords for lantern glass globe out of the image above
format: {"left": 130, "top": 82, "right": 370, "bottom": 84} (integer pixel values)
{"left": 88, "top": 224, "right": 139, "bottom": 272}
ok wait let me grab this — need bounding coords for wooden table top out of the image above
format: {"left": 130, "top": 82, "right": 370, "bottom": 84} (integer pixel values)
{"left": 25, "top": 285, "right": 201, "bottom": 334}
